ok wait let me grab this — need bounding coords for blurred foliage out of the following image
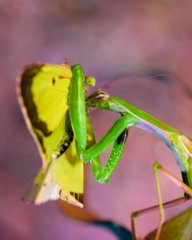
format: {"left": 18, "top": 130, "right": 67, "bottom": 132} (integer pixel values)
{"left": 59, "top": 199, "right": 192, "bottom": 240}
{"left": 145, "top": 207, "right": 192, "bottom": 240}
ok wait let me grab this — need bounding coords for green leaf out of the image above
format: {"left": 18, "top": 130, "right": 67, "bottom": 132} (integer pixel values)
{"left": 145, "top": 207, "right": 192, "bottom": 240}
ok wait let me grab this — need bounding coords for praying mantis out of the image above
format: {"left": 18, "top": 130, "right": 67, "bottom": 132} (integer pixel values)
{"left": 17, "top": 63, "right": 192, "bottom": 240}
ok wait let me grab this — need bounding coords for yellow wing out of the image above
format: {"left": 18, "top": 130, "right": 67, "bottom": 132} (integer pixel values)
{"left": 17, "top": 64, "right": 84, "bottom": 207}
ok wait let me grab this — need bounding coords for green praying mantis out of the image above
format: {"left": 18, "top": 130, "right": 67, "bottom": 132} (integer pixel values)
{"left": 17, "top": 63, "right": 192, "bottom": 240}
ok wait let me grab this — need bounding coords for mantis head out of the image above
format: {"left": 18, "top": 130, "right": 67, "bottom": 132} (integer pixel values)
{"left": 85, "top": 76, "right": 96, "bottom": 87}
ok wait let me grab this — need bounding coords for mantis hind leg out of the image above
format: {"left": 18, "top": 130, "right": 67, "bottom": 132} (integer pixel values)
{"left": 131, "top": 162, "right": 192, "bottom": 240}
{"left": 131, "top": 197, "right": 191, "bottom": 240}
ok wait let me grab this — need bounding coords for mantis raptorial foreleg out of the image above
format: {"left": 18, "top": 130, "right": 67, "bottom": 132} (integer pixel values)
{"left": 131, "top": 162, "right": 192, "bottom": 240}
{"left": 81, "top": 114, "right": 134, "bottom": 159}
{"left": 81, "top": 114, "right": 135, "bottom": 183}
{"left": 95, "top": 129, "right": 128, "bottom": 183}
{"left": 89, "top": 127, "right": 129, "bottom": 184}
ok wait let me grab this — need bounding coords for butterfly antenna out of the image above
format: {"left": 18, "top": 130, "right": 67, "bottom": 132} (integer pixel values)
{"left": 64, "top": 58, "right": 68, "bottom": 65}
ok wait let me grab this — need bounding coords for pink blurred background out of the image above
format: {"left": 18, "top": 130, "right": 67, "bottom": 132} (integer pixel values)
{"left": 1, "top": 0, "right": 192, "bottom": 239}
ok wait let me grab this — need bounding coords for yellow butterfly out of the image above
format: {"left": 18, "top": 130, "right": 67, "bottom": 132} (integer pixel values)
{"left": 17, "top": 64, "right": 83, "bottom": 207}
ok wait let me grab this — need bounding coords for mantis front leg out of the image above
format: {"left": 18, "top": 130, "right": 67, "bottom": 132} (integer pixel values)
{"left": 79, "top": 113, "right": 137, "bottom": 184}
{"left": 85, "top": 115, "right": 130, "bottom": 184}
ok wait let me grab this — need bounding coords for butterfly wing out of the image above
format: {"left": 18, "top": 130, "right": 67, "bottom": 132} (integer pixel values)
{"left": 17, "top": 64, "right": 84, "bottom": 206}
{"left": 23, "top": 137, "right": 84, "bottom": 207}
{"left": 53, "top": 138, "right": 84, "bottom": 207}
